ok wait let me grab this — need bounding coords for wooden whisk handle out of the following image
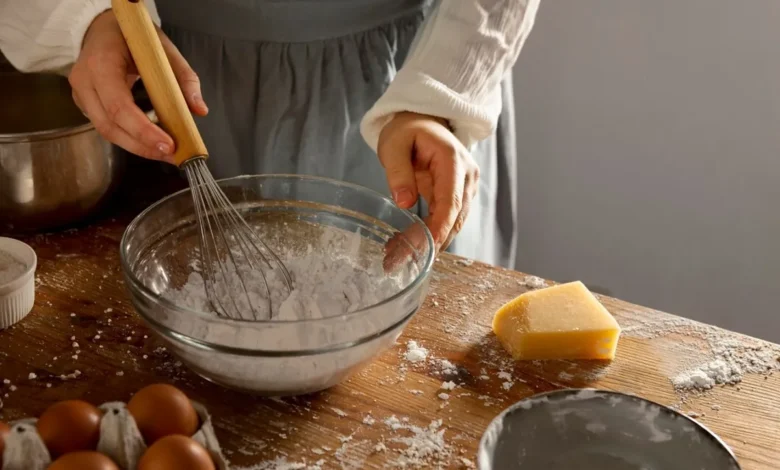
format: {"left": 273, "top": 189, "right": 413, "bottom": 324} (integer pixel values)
{"left": 111, "top": 0, "right": 208, "bottom": 166}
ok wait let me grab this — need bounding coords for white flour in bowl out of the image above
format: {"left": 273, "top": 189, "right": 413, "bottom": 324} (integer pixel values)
{"left": 0, "top": 249, "right": 26, "bottom": 285}
{"left": 163, "top": 231, "right": 409, "bottom": 321}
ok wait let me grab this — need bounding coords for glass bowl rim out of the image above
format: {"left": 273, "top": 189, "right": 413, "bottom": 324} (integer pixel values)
{"left": 119, "top": 173, "right": 435, "bottom": 326}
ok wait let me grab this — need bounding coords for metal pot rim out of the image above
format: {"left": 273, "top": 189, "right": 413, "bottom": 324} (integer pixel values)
{"left": 0, "top": 121, "right": 96, "bottom": 143}
{"left": 0, "top": 110, "right": 155, "bottom": 144}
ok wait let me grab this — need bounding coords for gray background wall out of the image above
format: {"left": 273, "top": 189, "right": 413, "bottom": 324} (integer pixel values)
{"left": 511, "top": 0, "right": 780, "bottom": 342}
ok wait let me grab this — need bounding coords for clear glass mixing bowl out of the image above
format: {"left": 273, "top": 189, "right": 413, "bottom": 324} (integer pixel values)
{"left": 120, "top": 174, "right": 434, "bottom": 396}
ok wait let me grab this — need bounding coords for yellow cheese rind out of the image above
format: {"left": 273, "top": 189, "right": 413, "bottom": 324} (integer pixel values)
{"left": 492, "top": 281, "right": 621, "bottom": 361}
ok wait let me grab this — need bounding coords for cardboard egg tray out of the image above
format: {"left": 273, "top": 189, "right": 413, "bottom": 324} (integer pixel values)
{"left": 1, "top": 400, "right": 227, "bottom": 470}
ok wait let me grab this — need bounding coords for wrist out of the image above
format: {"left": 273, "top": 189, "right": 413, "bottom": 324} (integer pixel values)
{"left": 394, "top": 111, "right": 452, "bottom": 132}
{"left": 82, "top": 10, "right": 117, "bottom": 49}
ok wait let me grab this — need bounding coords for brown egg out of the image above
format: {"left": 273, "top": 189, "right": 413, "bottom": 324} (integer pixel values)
{"left": 127, "top": 384, "right": 199, "bottom": 445}
{"left": 47, "top": 451, "right": 120, "bottom": 470}
{"left": 37, "top": 400, "right": 103, "bottom": 458}
{"left": 0, "top": 421, "right": 9, "bottom": 470}
{"left": 137, "top": 435, "right": 215, "bottom": 470}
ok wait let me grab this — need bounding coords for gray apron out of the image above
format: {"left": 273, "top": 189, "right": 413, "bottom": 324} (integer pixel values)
{"left": 157, "top": 0, "right": 518, "bottom": 268}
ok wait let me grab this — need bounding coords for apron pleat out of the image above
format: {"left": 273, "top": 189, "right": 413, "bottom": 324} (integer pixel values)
{"left": 160, "top": 1, "right": 518, "bottom": 268}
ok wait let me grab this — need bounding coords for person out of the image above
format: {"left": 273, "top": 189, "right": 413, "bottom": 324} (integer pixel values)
{"left": 0, "top": 0, "right": 539, "bottom": 268}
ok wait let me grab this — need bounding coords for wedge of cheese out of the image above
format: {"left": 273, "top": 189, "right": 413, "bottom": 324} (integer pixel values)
{"left": 492, "top": 281, "right": 621, "bottom": 360}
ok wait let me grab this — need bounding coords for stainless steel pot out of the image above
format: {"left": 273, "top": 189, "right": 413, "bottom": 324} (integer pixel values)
{"left": 0, "top": 55, "right": 140, "bottom": 234}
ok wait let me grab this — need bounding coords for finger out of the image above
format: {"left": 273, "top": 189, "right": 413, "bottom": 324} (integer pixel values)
{"left": 377, "top": 125, "right": 419, "bottom": 209}
{"left": 72, "top": 90, "right": 85, "bottom": 115}
{"left": 125, "top": 73, "right": 139, "bottom": 90}
{"left": 442, "top": 168, "right": 477, "bottom": 250}
{"left": 383, "top": 231, "right": 410, "bottom": 273}
{"left": 441, "top": 190, "right": 472, "bottom": 251}
{"left": 91, "top": 63, "right": 174, "bottom": 157}
{"left": 78, "top": 86, "right": 173, "bottom": 162}
{"left": 426, "top": 157, "right": 464, "bottom": 250}
{"left": 383, "top": 223, "right": 429, "bottom": 273}
{"left": 160, "top": 33, "right": 208, "bottom": 116}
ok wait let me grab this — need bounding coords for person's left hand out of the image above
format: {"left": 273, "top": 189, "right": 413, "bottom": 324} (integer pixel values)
{"left": 378, "top": 111, "right": 480, "bottom": 257}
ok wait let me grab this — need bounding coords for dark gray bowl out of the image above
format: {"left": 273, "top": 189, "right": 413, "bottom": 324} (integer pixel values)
{"left": 478, "top": 389, "right": 740, "bottom": 470}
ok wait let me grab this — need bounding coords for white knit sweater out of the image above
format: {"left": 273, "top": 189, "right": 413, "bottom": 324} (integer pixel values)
{"left": 0, "top": 0, "right": 539, "bottom": 150}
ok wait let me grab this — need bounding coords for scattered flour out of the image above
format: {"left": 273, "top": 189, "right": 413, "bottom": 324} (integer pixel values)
{"left": 521, "top": 275, "right": 546, "bottom": 289}
{"left": 627, "top": 316, "right": 780, "bottom": 391}
{"left": 671, "top": 359, "right": 737, "bottom": 390}
{"left": 59, "top": 370, "right": 81, "bottom": 380}
{"left": 558, "top": 371, "right": 574, "bottom": 381}
{"left": 0, "top": 249, "right": 26, "bottom": 285}
{"left": 439, "top": 359, "right": 457, "bottom": 376}
{"left": 405, "top": 341, "right": 429, "bottom": 363}
{"left": 473, "top": 279, "right": 495, "bottom": 292}
{"left": 334, "top": 438, "right": 372, "bottom": 468}
{"left": 383, "top": 416, "right": 452, "bottom": 467}
{"left": 232, "top": 458, "right": 325, "bottom": 470}
{"left": 496, "top": 370, "right": 517, "bottom": 391}
{"left": 440, "top": 381, "right": 456, "bottom": 391}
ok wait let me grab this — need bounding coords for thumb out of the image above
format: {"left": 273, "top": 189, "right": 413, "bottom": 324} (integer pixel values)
{"left": 378, "top": 125, "right": 418, "bottom": 209}
{"left": 159, "top": 32, "right": 209, "bottom": 116}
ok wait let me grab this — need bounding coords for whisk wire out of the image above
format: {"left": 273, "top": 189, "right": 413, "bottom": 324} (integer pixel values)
{"left": 210, "top": 182, "right": 294, "bottom": 290}
{"left": 194, "top": 162, "right": 269, "bottom": 318}
{"left": 192, "top": 167, "right": 247, "bottom": 318}
{"left": 201, "top": 171, "right": 293, "bottom": 290}
{"left": 185, "top": 162, "right": 242, "bottom": 319}
{"left": 182, "top": 158, "right": 290, "bottom": 320}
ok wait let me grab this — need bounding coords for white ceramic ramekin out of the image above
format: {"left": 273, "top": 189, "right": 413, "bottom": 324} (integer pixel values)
{"left": 0, "top": 237, "right": 36, "bottom": 329}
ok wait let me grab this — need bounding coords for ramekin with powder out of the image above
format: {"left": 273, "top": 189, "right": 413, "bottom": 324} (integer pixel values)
{"left": 0, "top": 249, "right": 27, "bottom": 285}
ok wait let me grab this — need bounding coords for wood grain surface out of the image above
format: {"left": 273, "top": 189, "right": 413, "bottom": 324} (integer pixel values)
{"left": 0, "top": 158, "right": 778, "bottom": 469}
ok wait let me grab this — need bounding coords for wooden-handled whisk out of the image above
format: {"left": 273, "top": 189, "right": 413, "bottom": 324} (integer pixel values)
{"left": 112, "top": 0, "right": 292, "bottom": 320}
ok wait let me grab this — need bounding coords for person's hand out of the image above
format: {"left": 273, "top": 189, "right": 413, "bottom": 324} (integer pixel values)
{"left": 68, "top": 11, "right": 208, "bottom": 162}
{"left": 378, "top": 111, "right": 479, "bottom": 268}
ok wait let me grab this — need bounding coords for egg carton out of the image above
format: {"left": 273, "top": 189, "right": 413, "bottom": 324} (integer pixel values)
{"left": 2, "top": 400, "right": 227, "bottom": 470}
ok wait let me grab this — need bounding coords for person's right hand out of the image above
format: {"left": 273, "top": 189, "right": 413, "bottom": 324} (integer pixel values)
{"left": 68, "top": 10, "right": 208, "bottom": 163}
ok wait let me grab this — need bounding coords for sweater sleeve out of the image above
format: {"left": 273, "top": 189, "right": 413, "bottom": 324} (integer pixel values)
{"left": 360, "top": 0, "right": 540, "bottom": 151}
{"left": 0, "top": 0, "right": 161, "bottom": 74}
